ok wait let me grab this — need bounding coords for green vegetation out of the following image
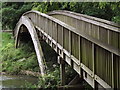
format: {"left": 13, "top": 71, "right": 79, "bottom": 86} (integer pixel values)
{"left": 1, "top": 32, "right": 58, "bottom": 75}
{"left": 1, "top": 2, "right": 120, "bottom": 30}
{"left": 1, "top": 32, "right": 78, "bottom": 89}
{"left": 1, "top": 32, "right": 60, "bottom": 88}
{"left": 1, "top": 32, "right": 40, "bottom": 74}
{"left": 1, "top": 2, "right": 32, "bottom": 30}
{"left": 23, "top": 66, "right": 60, "bottom": 89}
{"left": 32, "top": 2, "right": 120, "bottom": 23}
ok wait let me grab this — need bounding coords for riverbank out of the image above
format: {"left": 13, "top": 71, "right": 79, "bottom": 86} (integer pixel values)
{"left": 1, "top": 32, "right": 88, "bottom": 89}
{"left": 0, "top": 70, "right": 41, "bottom": 77}
{"left": 1, "top": 32, "right": 60, "bottom": 88}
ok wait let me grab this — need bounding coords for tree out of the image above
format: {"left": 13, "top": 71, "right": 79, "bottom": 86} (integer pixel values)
{"left": 32, "top": 2, "right": 120, "bottom": 23}
{"left": 1, "top": 2, "right": 120, "bottom": 30}
{"left": 1, "top": 2, "right": 33, "bottom": 30}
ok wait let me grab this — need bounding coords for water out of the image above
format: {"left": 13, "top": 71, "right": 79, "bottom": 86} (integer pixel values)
{"left": 0, "top": 75, "right": 38, "bottom": 88}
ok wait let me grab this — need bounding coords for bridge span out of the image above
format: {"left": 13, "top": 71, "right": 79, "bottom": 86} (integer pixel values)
{"left": 14, "top": 10, "right": 120, "bottom": 89}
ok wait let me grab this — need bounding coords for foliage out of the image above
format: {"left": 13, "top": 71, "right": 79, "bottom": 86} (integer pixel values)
{"left": 1, "top": 32, "right": 60, "bottom": 88}
{"left": 2, "top": 44, "right": 39, "bottom": 74}
{"left": 37, "top": 66, "right": 60, "bottom": 89}
{"left": 1, "top": 32, "right": 39, "bottom": 74}
{"left": 24, "top": 81, "right": 37, "bottom": 88}
{"left": 1, "top": 2, "right": 120, "bottom": 30}
{"left": 24, "top": 66, "right": 60, "bottom": 89}
{"left": 32, "top": 2, "right": 120, "bottom": 23}
{"left": 1, "top": 32, "right": 13, "bottom": 47}
{"left": 24, "top": 64, "right": 78, "bottom": 89}
{"left": 1, "top": 2, "right": 32, "bottom": 30}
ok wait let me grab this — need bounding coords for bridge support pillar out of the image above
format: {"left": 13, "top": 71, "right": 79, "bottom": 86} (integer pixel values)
{"left": 58, "top": 56, "right": 65, "bottom": 86}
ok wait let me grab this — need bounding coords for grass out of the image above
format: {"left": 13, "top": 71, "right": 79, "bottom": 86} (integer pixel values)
{"left": 1, "top": 32, "right": 14, "bottom": 47}
{"left": 1, "top": 32, "right": 61, "bottom": 89}
{"left": 1, "top": 32, "right": 40, "bottom": 74}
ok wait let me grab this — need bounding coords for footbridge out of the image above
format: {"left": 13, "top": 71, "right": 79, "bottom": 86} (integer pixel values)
{"left": 14, "top": 10, "right": 120, "bottom": 89}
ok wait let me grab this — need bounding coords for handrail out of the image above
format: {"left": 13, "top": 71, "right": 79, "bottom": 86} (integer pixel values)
{"left": 48, "top": 10, "right": 120, "bottom": 52}
{"left": 23, "top": 10, "right": 120, "bottom": 56}
{"left": 48, "top": 10, "right": 120, "bottom": 29}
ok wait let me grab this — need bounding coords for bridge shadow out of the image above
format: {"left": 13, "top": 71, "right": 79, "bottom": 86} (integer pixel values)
{"left": 17, "top": 24, "right": 61, "bottom": 73}
{"left": 17, "top": 24, "right": 86, "bottom": 89}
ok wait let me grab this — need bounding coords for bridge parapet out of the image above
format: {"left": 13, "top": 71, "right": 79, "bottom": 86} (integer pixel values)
{"left": 48, "top": 10, "right": 120, "bottom": 50}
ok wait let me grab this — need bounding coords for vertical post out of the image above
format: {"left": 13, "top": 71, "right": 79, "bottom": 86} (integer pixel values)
{"left": 108, "top": 30, "right": 110, "bottom": 44}
{"left": 69, "top": 31, "right": 71, "bottom": 54}
{"left": 60, "top": 61, "right": 65, "bottom": 86}
{"left": 55, "top": 23, "right": 57, "bottom": 42}
{"left": 51, "top": 21, "right": 53, "bottom": 39}
{"left": 69, "top": 31, "right": 72, "bottom": 67}
{"left": 92, "top": 43, "right": 95, "bottom": 88}
{"left": 111, "top": 53, "right": 114, "bottom": 88}
{"left": 79, "top": 36, "right": 81, "bottom": 75}
{"left": 98, "top": 26, "right": 100, "bottom": 40}
{"left": 62, "top": 27, "right": 64, "bottom": 47}
{"left": 61, "top": 27, "right": 64, "bottom": 58}
{"left": 58, "top": 56, "right": 65, "bottom": 86}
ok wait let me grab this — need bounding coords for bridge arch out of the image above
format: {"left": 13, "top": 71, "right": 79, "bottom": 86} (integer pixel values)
{"left": 14, "top": 16, "right": 45, "bottom": 76}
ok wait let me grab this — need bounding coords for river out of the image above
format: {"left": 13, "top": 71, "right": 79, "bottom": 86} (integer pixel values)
{"left": 0, "top": 75, "right": 38, "bottom": 89}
